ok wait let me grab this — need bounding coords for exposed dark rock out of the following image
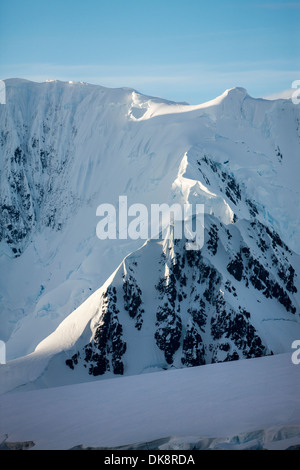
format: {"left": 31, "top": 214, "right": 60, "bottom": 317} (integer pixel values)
{"left": 123, "top": 274, "right": 144, "bottom": 330}
{"left": 181, "top": 326, "right": 206, "bottom": 367}
{"left": 66, "top": 287, "right": 127, "bottom": 376}
{"left": 207, "top": 223, "right": 219, "bottom": 255}
{"left": 66, "top": 216, "right": 296, "bottom": 378}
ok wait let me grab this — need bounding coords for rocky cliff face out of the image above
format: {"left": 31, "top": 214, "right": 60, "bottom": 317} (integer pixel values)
{"left": 0, "top": 80, "right": 79, "bottom": 257}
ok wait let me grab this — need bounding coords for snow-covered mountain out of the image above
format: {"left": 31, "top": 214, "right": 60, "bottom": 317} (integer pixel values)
{"left": 0, "top": 78, "right": 300, "bottom": 392}
{"left": 1, "top": 78, "right": 196, "bottom": 358}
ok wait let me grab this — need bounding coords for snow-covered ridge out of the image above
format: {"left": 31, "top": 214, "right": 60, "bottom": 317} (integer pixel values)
{"left": 128, "top": 86, "right": 250, "bottom": 121}
{"left": 1, "top": 210, "right": 299, "bottom": 393}
{"left": 0, "top": 78, "right": 299, "bottom": 368}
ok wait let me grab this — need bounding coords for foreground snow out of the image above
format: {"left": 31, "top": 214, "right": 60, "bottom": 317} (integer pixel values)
{"left": 0, "top": 353, "right": 299, "bottom": 450}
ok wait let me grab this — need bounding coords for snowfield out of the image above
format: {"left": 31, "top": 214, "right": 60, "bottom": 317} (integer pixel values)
{"left": 0, "top": 353, "right": 299, "bottom": 450}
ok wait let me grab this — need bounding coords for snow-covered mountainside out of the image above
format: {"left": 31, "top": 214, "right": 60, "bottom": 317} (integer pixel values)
{"left": 2, "top": 212, "right": 298, "bottom": 393}
{"left": 0, "top": 79, "right": 300, "bottom": 390}
{"left": 1, "top": 78, "right": 197, "bottom": 357}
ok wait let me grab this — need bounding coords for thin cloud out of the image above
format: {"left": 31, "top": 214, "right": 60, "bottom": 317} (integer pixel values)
{"left": 259, "top": 2, "right": 300, "bottom": 8}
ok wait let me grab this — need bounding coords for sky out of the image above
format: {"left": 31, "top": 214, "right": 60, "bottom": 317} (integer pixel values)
{"left": 0, "top": 0, "right": 299, "bottom": 104}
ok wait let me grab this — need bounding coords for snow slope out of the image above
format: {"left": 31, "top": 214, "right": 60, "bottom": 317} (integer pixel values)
{"left": 0, "top": 353, "right": 299, "bottom": 450}
{"left": 0, "top": 211, "right": 299, "bottom": 394}
{"left": 1, "top": 79, "right": 300, "bottom": 363}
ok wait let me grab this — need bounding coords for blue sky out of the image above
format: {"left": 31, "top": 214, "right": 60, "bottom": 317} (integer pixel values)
{"left": 0, "top": 0, "right": 299, "bottom": 103}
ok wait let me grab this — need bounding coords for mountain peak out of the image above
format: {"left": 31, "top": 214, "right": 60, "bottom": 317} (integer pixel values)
{"left": 226, "top": 86, "right": 248, "bottom": 94}
{"left": 221, "top": 86, "right": 249, "bottom": 101}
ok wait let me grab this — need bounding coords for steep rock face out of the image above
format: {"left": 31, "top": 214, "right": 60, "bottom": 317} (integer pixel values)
{"left": 67, "top": 287, "right": 127, "bottom": 376}
{"left": 0, "top": 82, "right": 73, "bottom": 255}
{"left": 64, "top": 214, "right": 299, "bottom": 379}
{"left": 0, "top": 79, "right": 133, "bottom": 258}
